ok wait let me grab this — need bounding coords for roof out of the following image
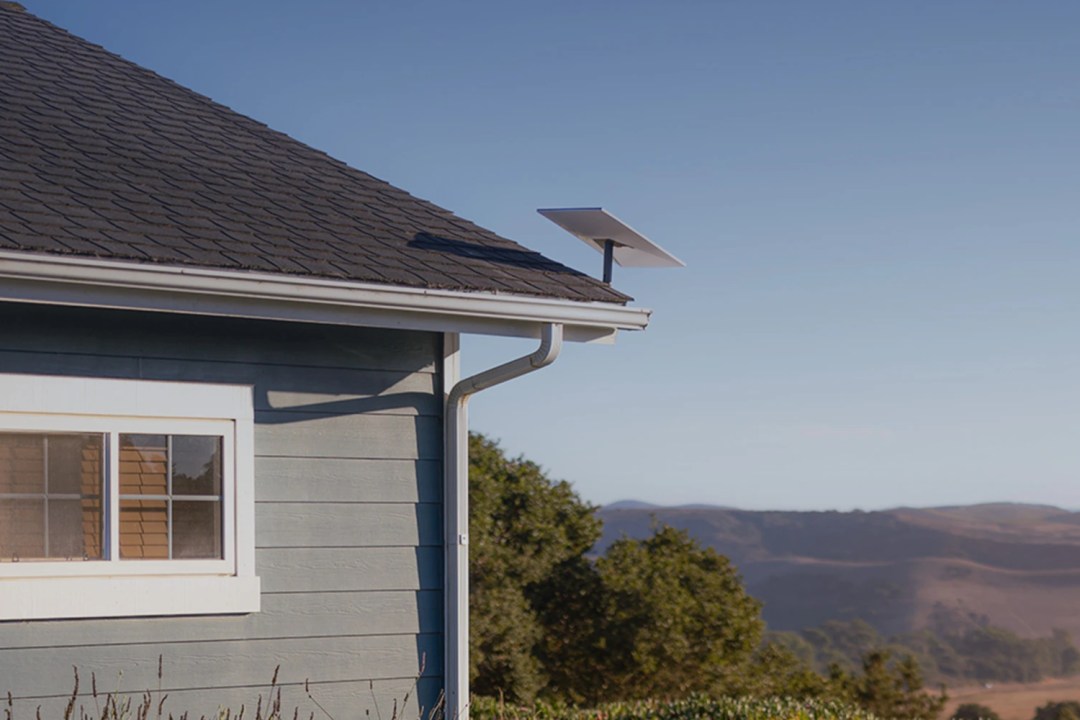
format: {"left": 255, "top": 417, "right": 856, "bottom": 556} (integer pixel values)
{"left": 0, "top": 4, "right": 630, "bottom": 305}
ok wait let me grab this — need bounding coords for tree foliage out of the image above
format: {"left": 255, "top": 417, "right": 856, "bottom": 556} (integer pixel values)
{"left": 469, "top": 433, "right": 601, "bottom": 702}
{"left": 831, "top": 649, "right": 946, "bottom": 720}
{"left": 470, "top": 434, "right": 766, "bottom": 705}
{"left": 726, "top": 641, "right": 831, "bottom": 699}
{"left": 952, "top": 703, "right": 1002, "bottom": 720}
{"left": 470, "top": 694, "right": 878, "bottom": 720}
{"left": 1034, "top": 701, "right": 1080, "bottom": 720}
{"left": 589, "top": 525, "right": 764, "bottom": 701}
{"left": 468, "top": 433, "right": 949, "bottom": 718}
{"left": 783, "top": 616, "right": 1080, "bottom": 685}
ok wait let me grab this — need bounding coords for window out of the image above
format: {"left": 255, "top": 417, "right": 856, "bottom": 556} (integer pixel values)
{"left": 0, "top": 374, "right": 259, "bottom": 620}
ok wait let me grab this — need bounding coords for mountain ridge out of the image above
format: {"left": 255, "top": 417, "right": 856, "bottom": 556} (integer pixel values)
{"left": 596, "top": 501, "right": 1080, "bottom": 639}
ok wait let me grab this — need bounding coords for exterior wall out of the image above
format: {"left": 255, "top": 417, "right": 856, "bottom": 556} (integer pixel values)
{"left": 0, "top": 302, "right": 443, "bottom": 718}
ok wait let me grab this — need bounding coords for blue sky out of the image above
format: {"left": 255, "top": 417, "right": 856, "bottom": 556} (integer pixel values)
{"left": 23, "top": 1, "right": 1080, "bottom": 510}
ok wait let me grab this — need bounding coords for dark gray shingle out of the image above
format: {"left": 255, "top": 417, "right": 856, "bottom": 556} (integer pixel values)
{"left": 0, "top": 5, "right": 629, "bottom": 304}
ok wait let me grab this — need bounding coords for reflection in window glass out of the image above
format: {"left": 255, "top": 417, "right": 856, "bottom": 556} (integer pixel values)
{"left": 119, "top": 434, "right": 167, "bottom": 496}
{"left": 119, "top": 499, "right": 168, "bottom": 559}
{"left": 0, "top": 433, "right": 103, "bottom": 561}
{"left": 172, "top": 436, "right": 221, "bottom": 496}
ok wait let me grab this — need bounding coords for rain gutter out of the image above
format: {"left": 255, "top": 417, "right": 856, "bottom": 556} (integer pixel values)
{"left": 0, "top": 251, "right": 649, "bottom": 343}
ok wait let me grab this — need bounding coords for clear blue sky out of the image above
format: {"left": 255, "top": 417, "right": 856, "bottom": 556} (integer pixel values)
{"left": 23, "top": 1, "right": 1080, "bottom": 510}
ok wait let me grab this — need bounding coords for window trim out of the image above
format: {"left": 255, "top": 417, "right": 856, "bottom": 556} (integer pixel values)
{"left": 0, "top": 374, "right": 259, "bottom": 620}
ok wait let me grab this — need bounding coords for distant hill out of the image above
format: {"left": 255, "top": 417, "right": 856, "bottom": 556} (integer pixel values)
{"left": 603, "top": 499, "right": 662, "bottom": 510}
{"left": 597, "top": 502, "right": 1080, "bottom": 639}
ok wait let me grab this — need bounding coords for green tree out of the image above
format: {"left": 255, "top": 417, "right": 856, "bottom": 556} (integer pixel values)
{"left": 530, "top": 553, "right": 611, "bottom": 704}
{"left": 586, "top": 525, "right": 764, "bottom": 702}
{"left": 959, "top": 626, "right": 1043, "bottom": 683}
{"left": 468, "top": 433, "right": 601, "bottom": 703}
{"left": 802, "top": 619, "right": 884, "bottom": 672}
{"left": 728, "top": 640, "right": 831, "bottom": 699}
{"left": 767, "top": 630, "right": 818, "bottom": 666}
{"left": 1040, "top": 630, "right": 1080, "bottom": 677}
{"left": 902, "top": 628, "right": 965, "bottom": 680}
{"left": 469, "top": 435, "right": 950, "bottom": 710}
{"left": 952, "top": 703, "right": 1001, "bottom": 720}
{"left": 793, "top": 618, "right": 1080, "bottom": 685}
{"left": 1035, "top": 701, "right": 1080, "bottom": 720}
{"left": 835, "top": 649, "right": 946, "bottom": 720}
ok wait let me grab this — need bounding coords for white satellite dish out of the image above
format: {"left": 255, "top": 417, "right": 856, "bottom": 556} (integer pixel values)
{"left": 538, "top": 207, "right": 684, "bottom": 284}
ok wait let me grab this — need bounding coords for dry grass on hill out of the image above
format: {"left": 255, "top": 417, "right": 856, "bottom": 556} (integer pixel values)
{"left": 944, "top": 677, "right": 1080, "bottom": 720}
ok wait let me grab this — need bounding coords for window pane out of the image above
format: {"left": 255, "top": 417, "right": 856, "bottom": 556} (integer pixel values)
{"left": 173, "top": 500, "right": 222, "bottom": 559}
{"left": 0, "top": 499, "right": 44, "bottom": 560}
{"left": 119, "top": 499, "right": 168, "bottom": 559}
{"left": 172, "top": 436, "right": 222, "bottom": 496}
{"left": 119, "top": 435, "right": 167, "bottom": 495}
{"left": 48, "top": 434, "right": 103, "bottom": 495}
{"left": 48, "top": 498, "right": 102, "bottom": 560}
{"left": 0, "top": 433, "right": 44, "bottom": 494}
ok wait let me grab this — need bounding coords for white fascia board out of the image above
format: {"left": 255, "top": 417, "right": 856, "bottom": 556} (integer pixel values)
{"left": 0, "top": 251, "right": 650, "bottom": 343}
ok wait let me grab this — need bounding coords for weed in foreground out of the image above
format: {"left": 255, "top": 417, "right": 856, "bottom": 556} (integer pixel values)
{"left": 4, "top": 657, "right": 442, "bottom": 720}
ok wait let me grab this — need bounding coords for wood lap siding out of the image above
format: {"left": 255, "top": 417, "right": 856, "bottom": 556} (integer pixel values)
{"left": 0, "top": 303, "right": 444, "bottom": 717}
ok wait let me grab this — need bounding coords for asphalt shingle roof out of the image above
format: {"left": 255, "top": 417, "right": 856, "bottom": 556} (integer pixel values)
{"left": 0, "top": 4, "right": 630, "bottom": 304}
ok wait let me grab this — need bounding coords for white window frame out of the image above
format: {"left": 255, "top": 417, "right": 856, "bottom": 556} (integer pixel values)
{"left": 0, "top": 374, "right": 259, "bottom": 620}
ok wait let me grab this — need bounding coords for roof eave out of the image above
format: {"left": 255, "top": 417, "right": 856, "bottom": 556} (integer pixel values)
{"left": 0, "top": 251, "right": 651, "bottom": 344}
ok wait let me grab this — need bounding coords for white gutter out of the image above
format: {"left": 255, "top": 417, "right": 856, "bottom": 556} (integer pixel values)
{"left": 443, "top": 323, "right": 563, "bottom": 720}
{"left": 0, "top": 251, "right": 650, "bottom": 343}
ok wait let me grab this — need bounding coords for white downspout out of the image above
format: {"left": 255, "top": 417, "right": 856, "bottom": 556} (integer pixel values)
{"left": 443, "top": 323, "right": 564, "bottom": 720}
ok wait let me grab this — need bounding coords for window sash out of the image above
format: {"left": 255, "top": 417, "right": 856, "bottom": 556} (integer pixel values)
{"left": 0, "top": 414, "right": 235, "bottom": 578}
{"left": 0, "top": 431, "right": 105, "bottom": 561}
{"left": 117, "top": 433, "right": 224, "bottom": 561}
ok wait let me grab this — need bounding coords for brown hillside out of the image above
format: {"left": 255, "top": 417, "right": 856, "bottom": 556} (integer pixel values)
{"left": 596, "top": 503, "right": 1080, "bottom": 638}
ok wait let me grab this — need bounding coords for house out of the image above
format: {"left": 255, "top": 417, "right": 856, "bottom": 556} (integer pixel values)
{"left": 0, "top": 4, "right": 651, "bottom": 719}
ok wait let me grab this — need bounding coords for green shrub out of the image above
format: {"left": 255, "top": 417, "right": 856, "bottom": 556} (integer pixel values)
{"left": 470, "top": 695, "right": 879, "bottom": 720}
{"left": 1034, "top": 701, "right": 1080, "bottom": 720}
{"left": 951, "top": 703, "right": 1001, "bottom": 720}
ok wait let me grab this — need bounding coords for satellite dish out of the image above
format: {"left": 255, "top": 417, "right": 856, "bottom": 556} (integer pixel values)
{"left": 538, "top": 207, "right": 684, "bottom": 284}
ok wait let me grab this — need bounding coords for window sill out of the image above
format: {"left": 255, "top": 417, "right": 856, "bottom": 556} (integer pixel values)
{"left": 0, "top": 575, "right": 261, "bottom": 620}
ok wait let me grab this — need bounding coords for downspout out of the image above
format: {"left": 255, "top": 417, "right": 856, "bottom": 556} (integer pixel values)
{"left": 444, "top": 322, "right": 564, "bottom": 720}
